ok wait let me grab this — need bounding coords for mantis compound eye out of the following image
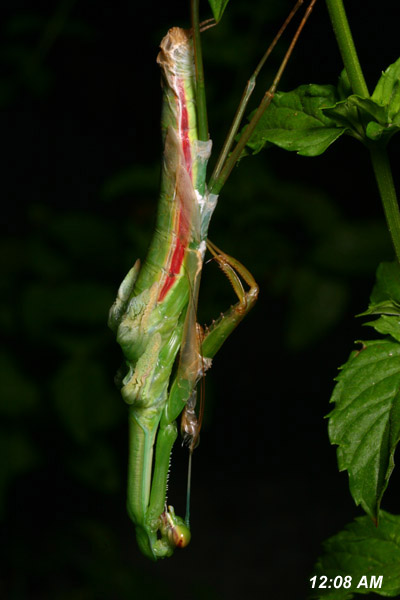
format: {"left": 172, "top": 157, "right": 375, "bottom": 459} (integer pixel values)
{"left": 167, "top": 520, "right": 191, "bottom": 548}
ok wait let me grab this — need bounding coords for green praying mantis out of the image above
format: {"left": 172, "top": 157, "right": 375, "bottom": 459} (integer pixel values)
{"left": 109, "top": 1, "right": 316, "bottom": 560}
{"left": 109, "top": 26, "right": 258, "bottom": 560}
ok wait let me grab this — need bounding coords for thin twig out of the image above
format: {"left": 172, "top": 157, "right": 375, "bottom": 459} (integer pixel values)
{"left": 191, "top": 0, "right": 208, "bottom": 141}
{"left": 209, "top": 0, "right": 304, "bottom": 188}
{"left": 209, "top": 0, "right": 318, "bottom": 195}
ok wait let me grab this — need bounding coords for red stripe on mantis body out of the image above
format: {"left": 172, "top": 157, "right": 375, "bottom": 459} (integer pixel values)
{"left": 157, "top": 190, "right": 191, "bottom": 302}
{"left": 177, "top": 79, "right": 192, "bottom": 177}
{"left": 157, "top": 75, "right": 196, "bottom": 304}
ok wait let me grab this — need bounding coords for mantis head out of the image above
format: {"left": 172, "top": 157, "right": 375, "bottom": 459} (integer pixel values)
{"left": 135, "top": 505, "right": 191, "bottom": 560}
{"left": 162, "top": 505, "right": 191, "bottom": 549}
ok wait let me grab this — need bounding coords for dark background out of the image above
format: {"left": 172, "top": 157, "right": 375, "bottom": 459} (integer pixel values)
{"left": 1, "top": 1, "right": 399, "bottom": 598}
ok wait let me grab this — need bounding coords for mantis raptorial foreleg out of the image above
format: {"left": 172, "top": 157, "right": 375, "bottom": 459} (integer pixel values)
{"left": 205, "top": 239, "right": 259, "bottom": 320}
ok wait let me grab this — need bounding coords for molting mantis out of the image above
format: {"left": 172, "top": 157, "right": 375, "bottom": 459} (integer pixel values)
{"left": 108, "top": 27, "right": 258, "bottom": 560}
{"left": 109, "top": 0, "right": 317, "bottom": 561}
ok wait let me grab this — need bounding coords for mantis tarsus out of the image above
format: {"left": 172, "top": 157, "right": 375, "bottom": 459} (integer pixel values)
{"left": 109, "top": 1, "right": 316, "bottom": 560}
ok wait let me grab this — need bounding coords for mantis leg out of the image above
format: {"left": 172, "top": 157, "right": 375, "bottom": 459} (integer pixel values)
{"left": 201, "top": 240, "right": 259, "bottom": 359}
{"left": 131, "top": 243, "right": 258, "bottom": 559}
{"left": 163, "top": 241, "right": 258, "bottom": 428}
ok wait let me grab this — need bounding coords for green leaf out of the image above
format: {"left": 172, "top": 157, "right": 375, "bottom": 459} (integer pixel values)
{"left": 365, "top": 120, "right": 390, "bottom": 141}
{"left": 311, "top": 511, "right": 400, "bottom": 599}
{"left": 348, "top": 96, "right": 388, "bottom": 125}
{"left": 329, "top": 58, "right": 400, "bottom": 145}
{"left": 365, "top": 315, "right": 400, "bottom": 343}
{"left": 208, "top": 0, "right": 230, "bottom": 22}
{"left": 369, "top": 261, "right": 400, "bottom": 306}
{"left": 372, "top": 57, "right": 400, "bottom": 121}
{"left": 322, "top": 99, "right": 364, "bottom": 140}
{"left": 360, "top": 262, "right": 400, "bottom": 324}
{"left": 242, "top": 84, "right": 346, "bottom": 157}
{"left": 324, "top": 94, "right": 394, "bottom": 143}
{"left": 360, "top": 300, "right": 400, "bottom": 318}
{"left": 328, "top": 338, "right": 400, "bottom": 520}
{"left": 347, "top": 96, "right": 400, "bottom": 143}
{"left": 326, "top": 58, "right": 400, "bottom": 144}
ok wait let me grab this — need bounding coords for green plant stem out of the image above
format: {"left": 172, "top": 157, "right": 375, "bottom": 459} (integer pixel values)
{"left": 370, "top": 147, "right": 400, "bottom": 264}
{"left": 191, "top": 0, "right": 208, "bottom": 142}
{"left": 326, "top": 0, "right": 400, "bottom": 263}
{"left": 325, "top": 0, "right": 368, "bottom": 97}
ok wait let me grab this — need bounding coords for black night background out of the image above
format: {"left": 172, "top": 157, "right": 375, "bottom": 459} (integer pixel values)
{"left": 1, "top": 1, "right": 399, "bottom": 598}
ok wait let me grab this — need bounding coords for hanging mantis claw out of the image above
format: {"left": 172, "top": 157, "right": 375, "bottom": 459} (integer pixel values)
{"left": 206, "top": 239, "right": 259, "bottom": 314}
{"left": 200, "top": 240, "right": 259, "bottom": 359}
